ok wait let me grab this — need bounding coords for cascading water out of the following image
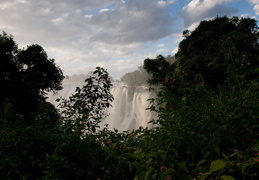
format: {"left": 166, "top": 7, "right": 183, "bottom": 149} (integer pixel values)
{"left": 99, "top": 82, "right": 157, "bottom": 131}
{"left": 48, "top": 81, "right": 157, "bottom": 132}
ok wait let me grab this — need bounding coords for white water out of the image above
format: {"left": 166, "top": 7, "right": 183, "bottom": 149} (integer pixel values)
{"left": 48, "top": 81, "right": 157, "bottom": 132}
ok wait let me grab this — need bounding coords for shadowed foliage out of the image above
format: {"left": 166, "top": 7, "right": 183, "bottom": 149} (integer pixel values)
{"left": 0, "top": 32, "right": 64, "bottom": 125}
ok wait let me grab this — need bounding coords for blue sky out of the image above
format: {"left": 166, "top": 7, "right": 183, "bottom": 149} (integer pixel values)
{"left": 0, "top": 0, "right": 258, "bottom": 79}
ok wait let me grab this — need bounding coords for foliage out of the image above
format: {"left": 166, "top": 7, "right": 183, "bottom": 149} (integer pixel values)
{"left": 142, "top": 16, "right": 259, "bottom": 179}
{"left": 58, "top": 67, "right": 114, "bottom": 133}
{"left": 0, "top": 68, "right": 114, "bottom": 179}
{"left": 0, "top": 115, "right": 109, "bottom": 179}
{"left": 174, "top": 16, "right": 258, "bottom": 92}
{"left": 143, "top": 55, "right": 171, "bottom": 85}
{"left": 17, "top": 44, "right": 64, "bottom": 93}
{"left": 0, "top": 32, "right": 64, "bottom": 125}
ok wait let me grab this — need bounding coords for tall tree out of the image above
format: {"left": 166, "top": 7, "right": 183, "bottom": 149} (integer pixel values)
{"left": 0, "top": 32, "right": 64, "bottom": 125}
{"left": 173, "top": 16, "right": 259, "bottom": 92}
{"left": 143, "top": 55, "right": 171, "bottom": 85}
{"left": 144, "top": 16, "right": 259, "bottom": 165}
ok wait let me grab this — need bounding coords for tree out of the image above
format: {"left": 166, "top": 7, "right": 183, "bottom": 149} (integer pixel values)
{"left": 173, "top": 16, "right": 259, "bottom": 92}
{"left": 17, "top": 44, "right": 63, "bottom": 93}
{"left": 58, "top": 67, "right": 114, "bottom": 133}
{"left": 0, "top": 32, "right": 64, "bottom": 125}
{"left": 143, "top": 55, "right": 171, "bottom": 85}
{"left": 144, "top": 16, "right": 259, "bottom": 178}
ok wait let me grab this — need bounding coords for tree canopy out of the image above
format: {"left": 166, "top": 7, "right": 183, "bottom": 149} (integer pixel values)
{"left": 174, "top": 16, "right": 259, "bottom": 91}
{"left": 0, "top": 32, "right": 64, "bottom": 125}
{"left": 144, "top": 16, "right": 258, "bottom": 96}
{"left": 143, "top": 55, "right": 172, "bottom": 85}
{"left": 144, "top": 16, "right": 259, "bottom": 177}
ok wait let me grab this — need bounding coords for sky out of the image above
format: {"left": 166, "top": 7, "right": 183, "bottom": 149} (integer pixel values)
{"left": 0, "top": 0, "right": 258, "bottom": 79}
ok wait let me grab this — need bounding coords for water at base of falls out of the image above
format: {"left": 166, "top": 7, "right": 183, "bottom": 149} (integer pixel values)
{"left": 48, "top": 82, "right": 157, "bottom": 132}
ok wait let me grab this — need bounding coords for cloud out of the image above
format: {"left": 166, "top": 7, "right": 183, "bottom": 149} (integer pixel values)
{"left": 0, "top": 0, "right": 175, "bottom": 56}
{"left": 156, "top": 48, "right": 168, "bottom": 53}
{"left": 248, "top": 0, "right": 259, "bottom": 15}
{"left": 180, "top": 0, "right": 238, "bottom": 27}
{"left": 0, "top": 0, "right": 120, "bottom": 45}
{"left": 157, "top": 44, "right": 165, "bottom": 47}
{"left": 248, "top": 0, "right": 259, "bottom": 4}
{"left": 3, "top": 0, "right": 251, "bottom": 79}
{"left": 157, "top": 0, "right": 176, "bottom": 7}
{"left": 254, "top": 4, "right": 259, "bottom": 15}
{"left": 90, "top": 0, "right": 176, "bottom": 44}
{"left": 156, "top": 43, "right": 168, "bottom": 53}
{"left": 172, "top": 47, "right": 178, "bottom": 54}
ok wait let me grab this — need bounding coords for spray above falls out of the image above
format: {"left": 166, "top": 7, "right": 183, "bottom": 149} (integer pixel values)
{"left": 48, "top": 79, "right": 157, "bottom": 132}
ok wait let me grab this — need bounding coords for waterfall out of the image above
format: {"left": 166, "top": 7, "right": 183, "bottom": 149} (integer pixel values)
{"left": 48, "top": 81, "right": 157, "bottom": 132}
{"left": 100, "top": 83, "right": 157, "bottom": 131}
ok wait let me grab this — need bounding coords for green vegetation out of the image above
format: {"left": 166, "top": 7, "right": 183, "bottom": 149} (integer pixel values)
{"left": 0, "top": 16, "right": 258, "bottom": 179}
{"left": 0, "top": 32, "right": 64, "bottom": 126}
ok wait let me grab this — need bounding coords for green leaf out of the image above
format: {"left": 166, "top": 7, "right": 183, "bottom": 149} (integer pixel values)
{"left": 146, "top": 158, "right": 152, "bottom": 165}
{"left": 196, "top": 159, "right": 206, "bottom": 167}
{"left": 203, "top": 151, "right": 211, "bottom": 159}
{"left": 241, "top": 163, "right": 250, "bottom": 174}
{"left": 108, "top": 142, "right": 117, "bottom": 150}
{"left": 211, "top": 144, "right": 220, "bottom": 155}
{"left": 161, "top": 168, "right": 177, "bottom": 176}
{"left": 129, "top": 164, "right": 135, "bottom": 172}
{"left": 221, "top": 175, "right": 235, "bottom": 180}
{"left": 222, "top": 153, "right": 229, "bottom": 161}
{"left": 123, "top": 153, "right": 142, "bottom": 160}
{"left": 144, "top": 169, "right": 153, "bottom": 180}
{"left": 209, "top": 160, "right": 225, "bottom": 172}
{"left": 177, "top": 161, "right": 189, "bottom": 172}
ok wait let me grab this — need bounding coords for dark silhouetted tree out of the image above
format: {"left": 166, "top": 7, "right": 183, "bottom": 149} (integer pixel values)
{"left": 144, "top": 16, "right": 259, "bottom": 162}
{"left": 173, "top": 16, "right": 259, "bottom": 92}
{"left": 0, "top": 32, "right": 64, "bottom": 125}
{"left": 143, "top": 55, "right": 171, "bottom": 85}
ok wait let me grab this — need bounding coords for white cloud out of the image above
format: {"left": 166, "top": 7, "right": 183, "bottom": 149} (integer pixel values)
{"left": 0, "top": 1, "right": 12, "bottom": 10}
{"left": 157, "top": 44, "right": 165, "bottom": 47}
{"left": 180, "top": 0, "right": 237, "bottom": 27}
{"left": 0, "top": 0, "right": 176, "bottom": 61}
{"left": 254, "top": 4, "right": 259, "bottom": 15}
{"left": 99, "top": 8, "right": 111, "bottom": 13}
{"left": 249, "top": 0, "right": 259, "bottom": 4}
{"left": 156, "top": 48, "right": 168, "bottom": 53}
{"left": 240, "top": 13, "right": 251, "bottom": 17}
{"left": 247, "top": 0, "right": 259, "bottom": 15}
{"left": 90, "top": 0, "right": 176, "bottom": 44}
{"left": 172, "top": 47, "right": 178, "bottom": 54}
{"left": 157, "top": 0, "right": 176, "bottom": 7}
{"left": 157, "top": 0, "right": 167, "bottom": 7}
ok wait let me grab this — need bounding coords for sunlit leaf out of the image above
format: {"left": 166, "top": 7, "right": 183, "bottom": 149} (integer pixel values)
{"left": 209, "top": 160, "right": 225, "bottom": 172}
{"left": 221, "top": 175, "right": 235, "bottom": 180}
